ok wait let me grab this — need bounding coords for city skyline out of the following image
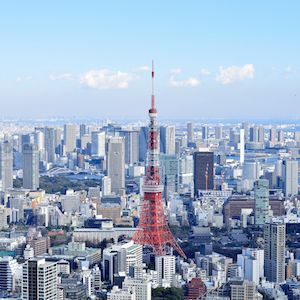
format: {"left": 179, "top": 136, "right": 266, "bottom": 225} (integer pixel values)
{"left": 1, "top": 1, "right": 299, "bottom": 119}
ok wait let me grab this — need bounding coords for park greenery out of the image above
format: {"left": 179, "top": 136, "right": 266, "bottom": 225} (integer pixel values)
{"left": 152, "top": 287, "right": 184, "bottom": 300}
{"left": 14, "top": 175, "right": 100, "bottom": 194}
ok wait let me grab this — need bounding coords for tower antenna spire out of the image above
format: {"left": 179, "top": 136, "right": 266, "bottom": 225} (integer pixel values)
{"left": 151, "top": 60, "right": 155, "bottom": 109}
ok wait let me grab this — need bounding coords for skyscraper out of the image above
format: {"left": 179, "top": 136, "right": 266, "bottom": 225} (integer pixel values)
{"left": 215, "top": 126, "right": 222, "bottom": 140}
{"left": 22, "top": 258, "right": 57, "bottom": 300}
{"left": 0, "top": 143, "right": 13, "bottom": 189}
{"left": 44, "top": 127, "right": 56, "bottom": 163}
{"left": 242, "top": 122, "right": 249, "bottom": 141}
{"left": 250, "top": 126, "right": 258, "bottom": 142}
{"left": 294, "top": 131, "right": 300, "bottom": 142}
{"left": 278, "top": 130, "right": 284, "bottom": 143}
{"left": 240, "top": 129, "right": 245, "bottom": 163}
{"left": 91, "top": 131, "right": 105, "bottom": 157}
{"left": 64, "top": 124, "right": 76, "bottom": 153}
{"left": 23, "top": 144, "right": 39, "bottom": 190}
{"left": 159, "top": 154, "right": 179, "bottom": 199}
{"left": 187, "top": 122, "right": 194, "bottom": 142}
{"left": 54, "top": 127, "right": 61, "bottom": 154}
{"left": 139, "top": 126, "right": 149, "bottom": 162}
{"left": 202, "top": 126, "right": 208, "bottom": 140}
{"left": 270, "top": 128, "right": 276, "bottom": 142}
{"left": 254, "top": 179, "right": 269, "bottom": 226}
{"left": 282, "top": 159, "right": 298, "bottom": 197}
{"left": 264, "top": 223, "right": 285, "bottom": 283}
{"left": 194, "top": 152, "right": 214, "bottom": 195}
{"left": 80, "top": 124, "right": 86, "bottom": 138}
{"left": 258, "top": 126, "right": 265, "bottom": 143}
{"left": 107, "top": 137, "right": 125, "bottom": 193}
{"left": 119, "top": 130, "right": 139, "bottom": 165}
{"left": 160, "top": 126, "right": 175, "bottom": 155}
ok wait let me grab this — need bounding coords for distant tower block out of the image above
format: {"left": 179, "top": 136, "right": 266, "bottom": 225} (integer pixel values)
{"left": 132, "top": 61, "right": 186, "bottom": 258}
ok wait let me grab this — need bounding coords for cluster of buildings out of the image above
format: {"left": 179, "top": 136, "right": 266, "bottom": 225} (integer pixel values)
{"left": 0, "top": 119, "right": 299, "bottom": 299}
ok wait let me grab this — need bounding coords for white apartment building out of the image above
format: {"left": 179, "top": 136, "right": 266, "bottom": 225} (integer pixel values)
{"left": 155, "top": 255, "right": 175, "bottom": 287}
{"left": 107, "top": 286, "right": 135, "bottom": 300}
{"left": 123, "top": 278, "right": 151, "bottom": 300}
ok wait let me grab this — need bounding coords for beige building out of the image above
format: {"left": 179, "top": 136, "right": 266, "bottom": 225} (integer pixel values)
{"left": 97, "top": 205, "right": 121, "bottom": 223}
{"left": 264, "top": 223, "right": 285, "bottom": 283}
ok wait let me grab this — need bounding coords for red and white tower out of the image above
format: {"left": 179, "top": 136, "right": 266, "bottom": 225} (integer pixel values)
{"left": 132, "top": 61, "right": 186, "bottom": 258}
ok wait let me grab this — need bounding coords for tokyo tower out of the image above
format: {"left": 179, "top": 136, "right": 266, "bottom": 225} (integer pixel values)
{"left": 132, "top": 61, "right": 186, "bottom": 258}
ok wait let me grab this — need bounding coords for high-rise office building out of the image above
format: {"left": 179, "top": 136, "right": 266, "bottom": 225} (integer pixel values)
{"left": 254, "top": 179, "right": 269, "bottom": 226}
{"left": 91, "top": 131, "right": 105, "bottom": 157}
{"left": 229, "top": 127, "right": 236, "bottom": 142}
{"left": 22, "top": 258, "right": 57, "bottom": 300}
{"left": 282, "top": 159, "right": 298, "bottom": 197}
{"left": 23, "top": 144, "right": 39, "bottom": 190}
{"left": 250, "top": 126, "right": 258, "bottom": 142}
{"left": 102, "top": 176, "right": 111, "bottom": 196}
{"left": 159, "top": 155, "right": 179, "bottom": 199}
{"left": 119, "top": 130, "right": 139, "bottom": 165}
{"left": 34, "top": 131, "right": 45, "bottom": 151}
{"left": 265, "top": 171, "right": 277, "bottom": 189}
{"left": 294, "top": 131, "right": 300, "bottom": 142}
{"left": 160, "top": 126, "right": 175, "bottom": 155}
{"left": 9, "top": 196, "right": 24, "bottom": 222}
{"left": 187, "top": 122, "right": 194, "bottom": 142}
{"left": 0, "top": 143, "right": 13, "bottom": 189}
{"left": 194, "top": 152, "right": 214, "bottom": 195}
{"left": 44, "top": 127, "right": 56, "bottom": 163}
{"left": 64, "top": 124, "right": 76, "bottom": 153}
{"left": 139, "top": 126, "right": 149, "bottom": 162}
{"left": 80, "top": 124, "right": 86, "bottom": 138}
{"left": 21, "top": 134, "right": 34, "bottom": 151}
{"left": 258, "top": 126, "right": 265, "bottom": 143}
{"left": 278, "top": 130, "right": 284, "bottom": 143}
{"left": 0, "top": 257, "right": 18, "bottom": 292}
{"left": 107, "top": 137, "right": 125, "bottom": 193}
{"left": 215, "top": 126, "right": 222, "bottom": 140}
{"left": 155, "top": 255, "right": 175, "bottom": 287}
{"left": 240, "top": 129, "right": 245, "bottom": 163}
{"left": 270, "top": 128, "right": 276, "bottom": 142}
{"left": 242, "top": 122, "right": 249, "bottom": 141}
{"left": 54, "top": 128, "right": 61, "bottom": 154}
{"left": 202, "top": 126, "right": 208, "bottom": 140}
{"left": 264, "top": 223, "right": 285, "bottom": 283}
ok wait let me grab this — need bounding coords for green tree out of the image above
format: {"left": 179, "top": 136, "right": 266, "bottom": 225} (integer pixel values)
{"left": 152, "top": 287, "right": 184, "bottom": 300}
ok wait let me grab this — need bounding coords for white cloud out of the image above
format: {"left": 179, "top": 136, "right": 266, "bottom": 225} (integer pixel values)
{"left": 285, "top": 76, "right": 288, "bottom": 80}
{"left": 215, "top": 64, "right": 255, "bottom": 84}
{"left": 49, "top": 73, "right": 73, "bottom": 80}
{"left": 169, "top": 69, "right": 182, "bottom": 74}
{"left": 271, "top": 67, "right": 276, "bottom": 70}
{"left": 168, "top": 76, "right": 200, "bottom": 87}
{"left": 132, "top": 66, "right": 151, "bottom": 72}
{"left": 201, "top": 69, "right": 211, "bottom": 75}
{"left": 16, "top": 76, "right": 32, "bottom": 83}
{"left": 78, "top": 69, "right": 140, "bottom": 89}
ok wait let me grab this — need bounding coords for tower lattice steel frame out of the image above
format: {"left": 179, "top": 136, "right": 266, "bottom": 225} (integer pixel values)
{"left": 132, "top": 61, "right": 186, "bottom": 258}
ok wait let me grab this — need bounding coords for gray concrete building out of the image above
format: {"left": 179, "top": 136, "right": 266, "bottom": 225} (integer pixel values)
{"left": 107, "top": 137, "right": 125, "bottom": 193}
{"left": 0, "top": 143, "right": 13, "bottom": 189}
{"left": 23, "top": 144, "right": 39, "bottom": 190}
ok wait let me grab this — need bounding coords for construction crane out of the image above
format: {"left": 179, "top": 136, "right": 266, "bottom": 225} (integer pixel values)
{"left": 205, "top": 162, "right": 209, "bottom": 190}
{"left": 221, "top": 167, "right": 229, "bottom": 185}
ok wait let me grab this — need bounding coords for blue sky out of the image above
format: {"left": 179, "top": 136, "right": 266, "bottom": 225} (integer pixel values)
{"left": 1, "top": 1, "right": 299, "bottom": 119}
